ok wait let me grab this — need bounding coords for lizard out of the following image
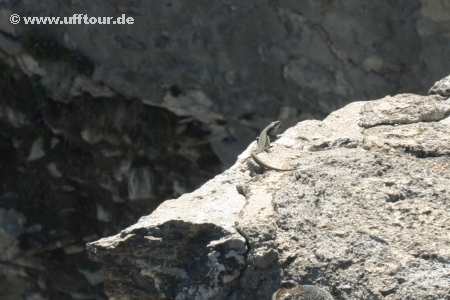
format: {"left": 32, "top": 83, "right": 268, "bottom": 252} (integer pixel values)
{"left": 251, "top": 120, "right": 296, "bottom": 171}
{"left": 271, "top": 285, "right": 334, "bottom": 300}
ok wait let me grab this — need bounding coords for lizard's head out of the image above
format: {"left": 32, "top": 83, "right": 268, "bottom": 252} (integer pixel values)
{"left": 271, "top": 120, "right": 281, "bottom": 130}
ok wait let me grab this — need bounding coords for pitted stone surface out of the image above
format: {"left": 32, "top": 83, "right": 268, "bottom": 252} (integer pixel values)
{"left": 89, "top": 93, "right": 450, "bottom": 299}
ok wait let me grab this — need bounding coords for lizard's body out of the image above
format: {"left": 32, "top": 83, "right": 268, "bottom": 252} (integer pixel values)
{"left": 251, "top": 121, "right": 296, "bottom": 171}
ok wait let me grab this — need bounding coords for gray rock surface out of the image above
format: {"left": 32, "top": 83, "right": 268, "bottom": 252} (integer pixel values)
{"left": 88, "top": 93, "right": 450, "bottom": 299}
{"left": 429, "top": 74, "right": 450, "bottom": 97}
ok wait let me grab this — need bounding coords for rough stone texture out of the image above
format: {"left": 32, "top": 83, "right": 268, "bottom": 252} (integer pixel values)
{"left": 88, "top": 93, "right": 450, "bottom": 299}
{"left": 89, "top": 174, "right": 249, "bottom": 300}
{"left": 429, "top": 74, "right": 450, "bottom": 96}
{"left": 1, "top": 1, "right": 450, "bottom": 299}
